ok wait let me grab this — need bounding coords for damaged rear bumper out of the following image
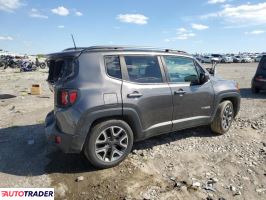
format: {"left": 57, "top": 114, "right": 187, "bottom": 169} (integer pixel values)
{"left": 45, "top": 111, "right": 82, "bottom": 153}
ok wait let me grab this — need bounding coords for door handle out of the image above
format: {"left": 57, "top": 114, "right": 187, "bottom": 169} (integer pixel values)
{"left": 127, "top": 92, "right": 143, "bottom": 98}
{"left": 174, "top": 89, "right": 186, "bottom": 95}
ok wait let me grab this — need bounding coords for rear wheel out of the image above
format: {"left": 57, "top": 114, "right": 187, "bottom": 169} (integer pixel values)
{"left": 84, "top": 119, "right": 134, "bottom": 169}
{"left": 211, "top": 101, "right": 234, "bottom": 134}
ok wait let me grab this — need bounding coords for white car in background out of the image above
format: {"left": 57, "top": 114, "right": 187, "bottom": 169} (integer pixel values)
{"left": 200, "top": 56, "right": 220, "bottom": 63}
{"left": 233, "top": 56, "right": 244, "bottom": 63}
{"left": 200, "top": 56, "right": 212, "bottom": 63}
{"left": 221, "top": 55, "right": 233, "bottom": 63}
{"left": 242, "top": 56, "right": 253, "bottom": 63}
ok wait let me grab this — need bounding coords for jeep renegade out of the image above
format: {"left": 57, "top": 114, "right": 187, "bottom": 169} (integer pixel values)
{"left": 45, "top": 46, "right": 241, "bottom": 169}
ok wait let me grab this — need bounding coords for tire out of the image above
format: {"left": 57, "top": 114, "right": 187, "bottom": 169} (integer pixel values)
{"left": 84, "top": 119, "right": 134, "bottom": 169}
{"left": 211, "top": 100, "right": 234, "bottom": 134}
{"left": 40, "top": 63, "right": 46, "bottom": 69}
{"left": 252, "top": 86, "right": 260, "bottom": 94}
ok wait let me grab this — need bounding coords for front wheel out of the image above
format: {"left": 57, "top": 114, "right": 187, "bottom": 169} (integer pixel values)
{"left": 84, "top": 120, "right": 134, "bottom": 169}
{"left": 39, "top": 63, "right": 46, "bottom": 69}
{"left": 211, "top": 101, "right": 234, "bottom": 134}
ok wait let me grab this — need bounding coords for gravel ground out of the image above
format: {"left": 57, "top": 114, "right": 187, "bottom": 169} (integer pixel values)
{"left": 0, "top": 63, "right": 265, "bottom": 200}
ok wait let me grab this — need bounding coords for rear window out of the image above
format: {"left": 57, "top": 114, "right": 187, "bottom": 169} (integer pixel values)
{"left": 104, "top": 56, "right": 122, "bottom": 79}
{"left": 47, "top": 58, "right": 77, "bottom": 83}
{"left": 124, "top": 56, "right": 163, "bottom": 83}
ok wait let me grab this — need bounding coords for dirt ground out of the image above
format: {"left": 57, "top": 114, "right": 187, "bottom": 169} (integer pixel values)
{"left": 0, "top": 63, "right": 265, "bottom": 200}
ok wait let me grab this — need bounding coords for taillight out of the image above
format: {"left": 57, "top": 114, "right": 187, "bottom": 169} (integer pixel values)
{"left": 59, "top": 89, "right": 78, "bottom": 106}
{"left": 61, "top": 91, "right": 68, "bottom": 106}
{"left": 255, "top": 76, "right": 266, "bottom": 82}
{"left": 69, "top": 91, "right": 78, "bottom": 104}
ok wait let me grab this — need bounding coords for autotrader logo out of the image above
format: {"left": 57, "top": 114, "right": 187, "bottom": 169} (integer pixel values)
{"left": 0, "top": 188, "right": 54, "bottom": 200}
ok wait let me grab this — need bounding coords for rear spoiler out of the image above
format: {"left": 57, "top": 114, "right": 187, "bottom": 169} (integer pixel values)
{"left": 45, "top": 50, "right": 82, "bottom": 60}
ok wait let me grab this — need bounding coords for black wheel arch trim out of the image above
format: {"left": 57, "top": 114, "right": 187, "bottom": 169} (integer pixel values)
{"left": 211, "top": 91, "right": 241, "bottom": 121}
{"left": 73, "top": 106, "right": 144, "bottom": 152}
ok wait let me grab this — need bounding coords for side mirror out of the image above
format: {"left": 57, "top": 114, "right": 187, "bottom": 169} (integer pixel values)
{"left": 206, "top": 68, "right": 215, "bottom": 75}
{"left": 199, "top": 73, "right": 209, "bottom": 84}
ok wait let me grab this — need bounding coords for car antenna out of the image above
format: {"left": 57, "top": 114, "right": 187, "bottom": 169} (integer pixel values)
{"left": 71, "top": 34, "right": 77, "bottom": 50}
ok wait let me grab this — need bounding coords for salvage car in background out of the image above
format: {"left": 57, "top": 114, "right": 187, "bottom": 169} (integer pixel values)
{"left": 221, "top": 55, "right": 233, "bottom": 63}
{"left": 252, "top": 55, "right": 266, "bottom": 93}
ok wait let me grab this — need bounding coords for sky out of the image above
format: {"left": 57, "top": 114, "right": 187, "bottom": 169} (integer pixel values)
{"left": 0, "top": 0, "right": 266, "bottom": 54}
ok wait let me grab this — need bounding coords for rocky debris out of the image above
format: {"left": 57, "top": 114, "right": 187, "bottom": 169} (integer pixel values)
{"left": 256, "top": 188, "right": 266, "bottom": 194}
{"left": 228, "top": 185, "right": 241, "bottom": 196}
{"left": 54, "top": 183, "right": 68, "bottom": 198}
{"left": 234, "top": 116, "right": 266, "bottom": 130}
{"left": 76, "top": 176, "right": 84, "bottom": 182}
{"left": 210, "top": 178, "right": 218, "bottom": 183}
{"left": 202, "top": 184, "right": 216, "bottom": 192}
{"left": 80, "top": 192, "right": 88, "bottom": 195}
{"left": 234, "top": 190, "right": 241, "bottom": 196}
{"left": 191, "top": 181, "right": 201, "bottom": 190}
{"left": 9, "top": 105, "right": 15, "bottom": 111}
{"left": 141, "top": 186, "right": 161, "bottom": 200}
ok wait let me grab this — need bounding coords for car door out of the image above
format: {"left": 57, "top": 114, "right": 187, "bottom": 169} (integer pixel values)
{"left": 161, "top": 55, "right": 215, "bottom": 131}
{"left": 121, "top": 55, "right": 173, "bottom": 138}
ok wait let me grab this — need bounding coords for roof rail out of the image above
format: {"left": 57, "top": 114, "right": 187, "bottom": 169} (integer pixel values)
{"left": 82, "top": 46, "right": 164, "bottom": 51}
{"left": 63, "top": 46, "right": 188, "bottom": 54}
{"left": 165, "top": 49, "right": 188, "bottom": 54}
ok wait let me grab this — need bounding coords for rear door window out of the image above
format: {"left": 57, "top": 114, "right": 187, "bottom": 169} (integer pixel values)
{"left": 124, "top": 56, "right": 163, "bottom": 83}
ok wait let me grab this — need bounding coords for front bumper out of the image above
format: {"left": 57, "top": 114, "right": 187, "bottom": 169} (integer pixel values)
{"left": 45, "top": 111, "right": 81, "bottom": 153}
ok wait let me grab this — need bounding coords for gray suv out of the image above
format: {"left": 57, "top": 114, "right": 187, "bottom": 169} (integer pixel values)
{"left": 45, "top": 46, "right": 240, "bottom": 168}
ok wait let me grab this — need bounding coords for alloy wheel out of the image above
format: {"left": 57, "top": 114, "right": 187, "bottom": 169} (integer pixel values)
{"left": 222, "top": 104, "right": 234, "bottom": 130}
{"left": 95, "top": 126, "right": 128, "bottom": 162}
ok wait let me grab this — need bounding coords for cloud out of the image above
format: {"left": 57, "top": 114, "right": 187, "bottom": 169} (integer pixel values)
{"left": 202, "top": 2, "right": 266, "bottom": 26}
{"left": 29, "top": 8, "right": 48, "bottom": 19}
{"left": 51, "top": 6, "right": 69, "bottom": 16}
{"left": 192, "top": 23, "right": 209, "bottom": 30}
{"left": 164, "top": 38, "right": 171, "bottom": 42}
{"left": 117, "top": 14, "right": 148, "bottom": 25}
{"left": 176, "top": 28, "right": 195, "bottom": 39}
{"left": 207, "top": 0, "right": 227, "bottom": 4}
{"left": 0, "top": 0, "right": 22, "bottom": 12}
{"left": 245, "top": 30, "right": 265, "bottom": 35}
{"left": 57, "top": 25, "right": 65, "bottom": 29}
{"left": 176, "top": 33, "right": 195, "bottom": 40}
{"left": 165, "top": 28, "right": 195, "bottom": 42}
{"left": 177, "top": 28, "right": 188, "bottom": 33}
{"left": 75, "top": 11, "right": 83, "bottom": 16}
{"left": 0, "top": 36, "right": 13, "bottom": 40}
